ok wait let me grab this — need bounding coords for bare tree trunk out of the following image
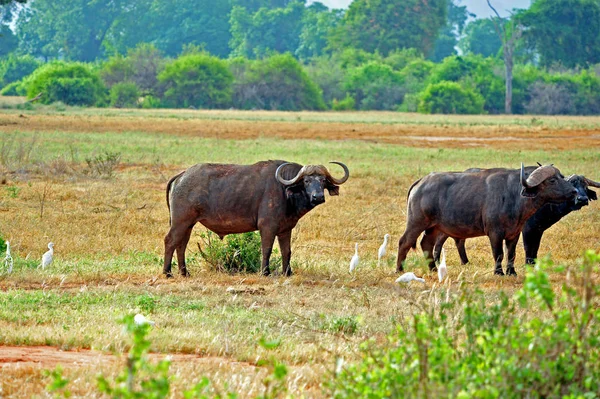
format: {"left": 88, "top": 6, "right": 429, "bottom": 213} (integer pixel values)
{"left": 504, "top": 46, "right": 513, "bottom": 114}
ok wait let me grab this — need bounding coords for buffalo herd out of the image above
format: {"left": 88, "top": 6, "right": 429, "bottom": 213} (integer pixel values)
{"left": 163, "top": 161, "right": 597, "bottom": 278}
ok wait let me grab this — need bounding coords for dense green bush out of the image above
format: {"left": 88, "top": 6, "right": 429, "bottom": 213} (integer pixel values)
{"left": 231, "top": 53, "right": 325, "bottom": 111}
{"left": 0, "top": 55, "right": 41, "bottom": 88}
{"left": 332, "top": 252, "right": 600, "bottom": 398}
{"left": 305, "top": 55, "right": 346, "bottom": 107}
{"left": 332, "top": 94, "right": 355, "bottom": 111}
{"left": 23, "top": 62, "right": 106, "bottom": 106}
{"left": 198, "top": 231, "right": 280, "bottom": 274}
{"left": 418, "top": 81, "right": 485, "bottom": 114}
{"left": 158, "top": 52, "right": 232, "bottom": 109}
{"left": 344, "top": 61, "right": 405, "bottom": 110}
{"left": 0, "top": 81, "right": 26, "bottom": 96}
{"left": 109, "top": 82, "right": 140, "bottom": 108}
{"left": 100, "top": 44, "right": 166, "bottom": 95}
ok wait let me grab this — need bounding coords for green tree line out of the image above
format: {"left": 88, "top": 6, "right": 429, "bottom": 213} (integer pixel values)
{"left": 1, "top": 0, "right": 600, "bottom": 114}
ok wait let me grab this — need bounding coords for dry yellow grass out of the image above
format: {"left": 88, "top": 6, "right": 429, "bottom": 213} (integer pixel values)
{"left": 1, "top": 107, "right": 600, "bottom": 397}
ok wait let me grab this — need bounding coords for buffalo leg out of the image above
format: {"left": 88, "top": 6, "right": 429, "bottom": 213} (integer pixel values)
{"left": 455, "top": 238, "right": 469, "bottom": 265}
{"left": 260, "top": 230, "right": 276, "bottom": 276}
{"left": 522, "top": 229, "right": 543, "bottom": 265}
{"left": 397, "top": 222, "right": 429, "bottom": 272}
{"left": 505, "top": 236, "right": 519, "bottom": 276}
{"left": 420, "top": 229, "right": 438, "bottom": 271}
{"left": 175, "top": 225, "right": 194, "bottom": 277}
{"left": 433, "top": 234, "right": 448, "bottom": 263}
{"left": 488, "top": 234, "right": 505, "bottom": 275}
{"left": 164, "top": 223, "right": 193, "bottom": 278}
{"left": 277, "top": 231, "right": 292, "bottom": 277}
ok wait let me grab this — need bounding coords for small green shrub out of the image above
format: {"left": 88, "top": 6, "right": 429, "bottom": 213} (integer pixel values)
{"left": 0, "top": 236, "right": 6, "bottom": 254}
{"left": 331, "top": 94, "right": 355, "bottom": 111}
{"left": 159, "top": 53, "right": 233, "bottom": 109}
{"left": 85, "top": 151, "right": 122, "bottom": 178}
{"left": 418, "top": 81, "right": 485, "bottom": 114}
{"left": 198, "top": 231, "right": 280, "bottom": 274}
{"left": 0, "top": 81, "right": 26, "bottom": 96}
{"left": 0, "top": 54, "right": 41, "bottom": 88}
{"left": 324, "top": 315, "right": 360, "bottom": 335}
{"left": 23, "top": 62, "right": 106, "bottom": 106}
{"left": 110, "top": 82, "right": 140, "bottom": 108}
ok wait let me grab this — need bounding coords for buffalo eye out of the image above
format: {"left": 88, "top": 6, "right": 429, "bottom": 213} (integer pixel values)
{"left": 549, "top": 178, "right": 557, "bottom": 184}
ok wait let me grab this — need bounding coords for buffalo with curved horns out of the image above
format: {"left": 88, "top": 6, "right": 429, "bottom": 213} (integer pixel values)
{"left": 431, "top": 172, "right": 600, "bottom": 266}
{"left": 396, "top": 164, "right": 577, "bottom": 276}
{"left": 163, "top": 160, "right": 349, "bottom": 277}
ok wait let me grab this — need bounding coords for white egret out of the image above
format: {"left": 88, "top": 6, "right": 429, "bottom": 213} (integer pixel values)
{"left": 349, "top": 243, "right": 359, "bottom": 273}
{"left": 395, "top": 272, "right": 425, "bottom": 284}
{"left": 377, "top": 234, "right": 390, "bottom": 266}
{"left": 41, "top": 242, "right": 54, "bottom": 269}
{"left": 134, "top": 313, "right": 155, "bottom": 326}
{"left": 438, "top": 248, "right": 447, "bottom": 282}
{"left": 3, "top": 241, "right": 13, "bottom": 274}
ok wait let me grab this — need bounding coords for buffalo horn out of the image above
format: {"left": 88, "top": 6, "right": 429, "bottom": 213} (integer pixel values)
{"left": 275, "top": 163, "right": 304, "bottom": 186}
{"left": 327, "top": 161, "right": 350, "bottom": 185}
{"left": 520, "top": 163, "right": 529, "bottom": 188}
{"left": 584, "top": 177, "right": 600, "bottom": 188}
{"left": 526, "top": 164, "right": 556, "bottom": 187}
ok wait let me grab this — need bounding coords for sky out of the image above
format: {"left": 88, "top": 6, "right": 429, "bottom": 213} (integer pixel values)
{"left": 311, "top": 0, "right": 532, "bottom": 18}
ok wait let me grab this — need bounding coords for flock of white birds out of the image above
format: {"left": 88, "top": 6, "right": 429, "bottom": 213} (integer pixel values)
{"left": 1, "top": 241, "right": 54, "bottom": 274}
{"left": 349, "top": 234, "right": 448, "bottom": 285}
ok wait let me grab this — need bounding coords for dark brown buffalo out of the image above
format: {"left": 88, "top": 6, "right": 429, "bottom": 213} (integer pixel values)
{"left": 396, "top": 164, "right": 577, "bottom": 276}
{"left": 163, "top": 160, "right": 349, "bottom": 277}
{"left": 432, "top": 173, "right": 600, "bottom": 266}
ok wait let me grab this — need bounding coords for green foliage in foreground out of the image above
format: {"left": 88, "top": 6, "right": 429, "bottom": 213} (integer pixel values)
{"left": 42, "top": 252, "right": 600, "bottom": 398}
{"left": 332, "top": 252, "right": 600, "bottom": 398}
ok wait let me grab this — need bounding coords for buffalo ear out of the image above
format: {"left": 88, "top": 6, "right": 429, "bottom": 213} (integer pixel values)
{"left": 326, "top": 181, "right": 340, "bottom": 196}
{"left": 285, "top": 184, "right": 304, "bottom": 199}
{"left": 587, "top": 188, "right": 597, "bottom": 201}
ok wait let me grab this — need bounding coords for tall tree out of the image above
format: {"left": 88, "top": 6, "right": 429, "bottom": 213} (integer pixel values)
{"left": 296, "top": 2, "right": 343, "bottom": 60}
{"left": 519, "top": 0, "right": 600, "bottom": 68}
{"left": 430, "top": 0, "right": 473, "bottom": 62}
{"left": 15, "top": 0, "right": 146, "bottom": 61}
{"left": 459, "top": 18, "right": 503, "bottom": 57}
{"left": 229, "top": 1, "right": 305, "bottom": 58}
{"left": 331, "top": 0, "right": 448, "bottom": 57}
{"left": 487, "top": 0, "right": 522, "bottom": 114}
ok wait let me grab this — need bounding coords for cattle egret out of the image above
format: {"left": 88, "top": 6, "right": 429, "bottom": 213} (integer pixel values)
{"left": 395, "top": 272, "right": 425, "bottom": 284}
{"left": 438, "top": 248, "right": 447, "bottom": 282}
{"left": 41, "top": 242, "right": 54, "bottom": 269}
{"left": 377, "top": 234, "right": 390, "bottom": 266}
{"left": 349, "top": 243, "right": 359, "bottom": 273}
{"left": 134, "top": 313, "right": 155, "bottom": 326}
{"left": 3, "top": 241, "right": 13, "bottom": 274}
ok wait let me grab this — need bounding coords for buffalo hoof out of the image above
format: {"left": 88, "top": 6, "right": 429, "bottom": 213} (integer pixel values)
{"left": 284, "top": 269, "right": 292, "bottom": 277}
{"left": 506, "top": 268, "right": 517, "bottom": 276}
{"left": 494, "top": 269, "right": 505, "bottom": 276}
{"left": 262, "top": 268, "right": 271, "bottom": 277}
{"left": 164, "top": 272, "right": 173, "bottom": 279}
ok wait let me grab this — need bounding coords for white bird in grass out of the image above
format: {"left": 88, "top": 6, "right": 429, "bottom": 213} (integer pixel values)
{"left": 438, "top": 248, "right": 448, "bottom": 283}
{"left": 134, "top": 313, "right": 155, "bottom": 326}
{"left": 395, "top": 272, "right": 426, "bottom": 284}
{"left": 3, "top": 241, "right": 13, "bottom": 274}
{"left": 349, "top": 243, "right": 359, "bottom": 273}
{"left": 377, "top": 234, "right": 390, "bottom": 266}
{"left": 41, "top": 242, "right": 54, "bottom": 269}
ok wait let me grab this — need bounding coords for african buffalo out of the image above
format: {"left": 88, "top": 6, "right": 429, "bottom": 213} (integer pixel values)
{"left": 433, "top": 173, "right": 600, "bottom": 266}
{"left": 396, "top": 164, "right": 577, "bottom": 276}
{"left": 163, "top": 160, "right": 349, "bottom": 277}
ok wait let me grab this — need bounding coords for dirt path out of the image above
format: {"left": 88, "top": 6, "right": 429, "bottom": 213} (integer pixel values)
{"left": 0, "top": 345, "right": 256, "bottom": 369}
{"left": 2, "top": 112, "right": 600, "bottom": 150}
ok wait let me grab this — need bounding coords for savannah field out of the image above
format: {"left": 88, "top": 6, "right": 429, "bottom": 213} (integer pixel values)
{"left": 1, "top": 97, "right": 600, "bottom": 397}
